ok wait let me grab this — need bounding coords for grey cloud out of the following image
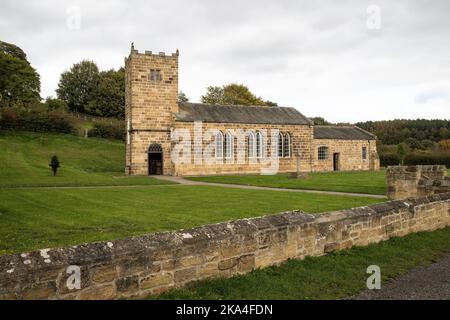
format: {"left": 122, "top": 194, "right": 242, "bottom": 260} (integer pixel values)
{"left": 1, "top": 0, "right": 449, "bottom": 122}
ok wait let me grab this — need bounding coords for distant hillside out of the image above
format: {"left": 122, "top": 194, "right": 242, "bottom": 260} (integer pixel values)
{"left": 356, "top": 119, "right": 450, "bottom": 145}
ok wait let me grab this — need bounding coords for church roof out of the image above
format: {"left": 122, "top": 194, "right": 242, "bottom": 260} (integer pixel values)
{"left": 175, "top": 102, "right": 313, "bottom": 125}
{"left": 314, "top": 126, "right": 376, "bottom": 140}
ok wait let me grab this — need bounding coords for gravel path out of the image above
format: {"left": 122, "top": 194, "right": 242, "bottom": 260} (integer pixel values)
{"left": 353, "top": 251, "right": 450, "bottom": 300}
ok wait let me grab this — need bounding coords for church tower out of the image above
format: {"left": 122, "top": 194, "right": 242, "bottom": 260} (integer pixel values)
{"left": 124, "top": 45, "right": 179, "bottom": 175}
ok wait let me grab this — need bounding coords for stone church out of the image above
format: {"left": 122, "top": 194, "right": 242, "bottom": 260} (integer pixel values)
{"left": 125, "top": 46, "right": 380, "bottom": 176}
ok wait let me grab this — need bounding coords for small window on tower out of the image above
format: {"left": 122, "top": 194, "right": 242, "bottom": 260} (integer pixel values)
{"left": 149, "top": 69, "right": 162, "bottom": 81}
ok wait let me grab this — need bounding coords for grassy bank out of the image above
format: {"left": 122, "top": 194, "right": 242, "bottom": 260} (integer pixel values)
{"left": 0, "top": 131, "right": 169, "bottom": 187}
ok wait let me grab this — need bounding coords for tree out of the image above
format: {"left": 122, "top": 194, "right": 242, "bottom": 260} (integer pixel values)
{"left": 438, "top": 139, "right": 450, "bottom": 150}
{"left": 0, "top": 41, "right": 40, "bottom": 106}
{"left": 421, "top": 139, "right": 436, "bottom": 150}
{"left": 397, "top": 143, "right": 409, "bottom": 165}
{"left": 56, "top": 60, "right": 99, "bottom": 113}
{"left": 49, "top": 155, "right": 60, "bottom": 176}
{"left": 85, "top": 68, "right": 125, "bottom": 118}
{"left": 310, "top": 117, "right": 331, "bottom": 125}
{"left": 440, "top": 127, "right": 449, "bottom": 140}
{"left": 178, "top": 91, "right": 189, "bottom": 102}
{"left": 404, "top": 137, "right": 424, "bottom": 151}
{"left": 264, "top": 101, "right": 278, "bottom": 107}
{"left": 200, "top": 83, "right": 273, "bottom": 106}
{"left": 45, "top": 97, "right": 67, "bottom": 111}
{"left": 201, "top": 86, "right": 225, "bottom": 104}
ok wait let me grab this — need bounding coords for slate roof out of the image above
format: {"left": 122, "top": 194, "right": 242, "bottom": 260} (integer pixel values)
{"left": 175, "top": 102, "right": 313, "bottom": 125}
{"left": 314, "top": 126, "right": 376, "bottom": 140}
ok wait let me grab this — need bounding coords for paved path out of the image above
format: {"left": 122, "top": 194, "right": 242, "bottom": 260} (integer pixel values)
{"left": 152, "top": 175, "right": 386, "bottom": 199}
{"left": 352, "top": 251, "right": 450, "bottom": 300}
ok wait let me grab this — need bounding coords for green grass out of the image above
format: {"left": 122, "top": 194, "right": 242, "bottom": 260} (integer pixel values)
{"left": 188, "top": 170, "right": 388, "bottom": 195}
{"left": 0, "top": 185, "right": 381, "bottom": 255}
{"left": 0, "top": 131, "right": 171, "bottom": 187}
{"left": 153, "top": 227, "right": 450, "bottom": 300}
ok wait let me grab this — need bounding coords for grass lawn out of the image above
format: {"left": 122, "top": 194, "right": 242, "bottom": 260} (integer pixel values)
{"left": 188, "top": 170, "right": 388, "bottom": 195}
{"left": 0, "top": 185, "right": 381, "bottom": 255}
{"left": 153, "top": 227, "right": 450, "bottom": 300}
{"left": 0, "top": 131, "right": 171, "bottom": 187}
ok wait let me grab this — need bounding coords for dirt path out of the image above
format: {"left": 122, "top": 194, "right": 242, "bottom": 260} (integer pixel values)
{"left": 353, "top": 251, "right": 450, "bottom": 300}
{"left": 153, "top": 175, "right": 386, "bottom": 199}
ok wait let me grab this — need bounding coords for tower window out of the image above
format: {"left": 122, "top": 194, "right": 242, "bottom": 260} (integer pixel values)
{"left": 149, "top": 69, "right": 162, "bottom": 81}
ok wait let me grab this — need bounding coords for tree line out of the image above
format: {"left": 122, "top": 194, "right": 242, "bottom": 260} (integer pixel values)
{"left": 1, "top": 39, "right": 449, "bottom": 162}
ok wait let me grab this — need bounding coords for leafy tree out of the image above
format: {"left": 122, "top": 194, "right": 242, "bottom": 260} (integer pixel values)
{"left": 264, "top": 100, "right": 278, "bottom": 107}
{"left": 0, "top": 41, "right": 40, "bottom": 106}
{"left": 438, "top": 139, "right": 450, "bottom": 150}
{"left": 397, "top": 143, "right": 409, "bottom": 165}
{"left": 421, "top": 139, "right": 436, "bottom": 150}
{"left": 49, "top": 155, "right": 60, "bottom": 176}
{"left": 201, "top": 83, "right": 273, "bottom": 106}
{"left": 45, "top": 97, "right": 67, "bottom": 111}
{"left": 178, "top": 91, "right": 189, "bottom": 102}
{"left": 85, "top": 68, "right": 125, "bottom": 118}
{"left": 310, "top": 117, "right": 331, "bottom": 125}
{"left": 201, "top": 86, "right": 224, "bottom": 104}
{"left": 404, "top": 137, "right": 424, "bottom": 150}
{"left": 56, "top": 60, "right": 99, "bottom": 113}
{"left": 440, "top": 127, "right": 449, "bottom": 140}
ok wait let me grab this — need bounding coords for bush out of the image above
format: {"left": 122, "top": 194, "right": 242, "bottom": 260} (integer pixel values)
{"left": 380, "top": 153, "right": 400, "bottom": 166}
{"left": 404, "top": 153, "right": 450, "bottom": 167}
{"left": 0, "top": 107, "right": 77, "bottom": 134}
{"left": 88, "top": 121, "right": 125, "bottom": 140}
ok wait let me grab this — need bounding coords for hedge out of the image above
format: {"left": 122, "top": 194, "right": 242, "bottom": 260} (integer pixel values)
{"left": 0, "top": 107, "right": 77, "bottom": 134}
{"left": 88, "top": 121, "right": 125, "bottom": 140}
{"left": 380, "top": 152, "right": 450, "bottom": 167}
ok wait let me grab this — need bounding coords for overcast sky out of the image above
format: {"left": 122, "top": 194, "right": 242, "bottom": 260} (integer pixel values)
{"left": 1, "top": 0, "right": 449, "bottom": 122}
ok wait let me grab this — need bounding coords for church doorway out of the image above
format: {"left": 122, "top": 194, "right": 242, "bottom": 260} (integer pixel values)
{"left": 148, "top": 144, "right": 163, "bottom": 175}
{"left": 333, "top": 153, "right": 340, "bottom": 171}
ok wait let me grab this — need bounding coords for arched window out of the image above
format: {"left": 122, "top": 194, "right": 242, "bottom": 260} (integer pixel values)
{"left": 284, "top": 133, "right": 291, "bottom": 157}
{"left": 224, "top": 132, "right": 233, "bottom": 159}
{"left": 247, "top": 131, "right": 256, "bottom": 158}
{"left": 215, "top": 131, "right": 223, "bottom": 159}
{"left": 318, "top": 146, "right": 329, "bottom": 160}
{"left": 256, "top": 131, "right": 264, "bottom": 158}
{"left": 277, "top": 132, "right": 284, "bottom": 158}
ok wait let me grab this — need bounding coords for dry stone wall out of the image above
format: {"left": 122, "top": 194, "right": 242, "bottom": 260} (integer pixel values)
{"left": 1, "top": 192, "right": 449, "bottom": 300}
{"left": 387, "top": 165, "right": 450, "bottom": 200}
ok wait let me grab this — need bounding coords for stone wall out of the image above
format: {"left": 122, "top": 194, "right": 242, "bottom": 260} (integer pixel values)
{"left": 1, "top": 192, "right": 449, "bottom": 300}
{"left": 387, "top": 165, "right": 450, "bottom": 200}
{"left": 172, "top": 122, "right": 314, "bottom": 176}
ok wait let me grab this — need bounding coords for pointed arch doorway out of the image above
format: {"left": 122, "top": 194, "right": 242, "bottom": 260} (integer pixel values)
{"left": 148, "top": 144, "right": 163, "bottom": 175}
